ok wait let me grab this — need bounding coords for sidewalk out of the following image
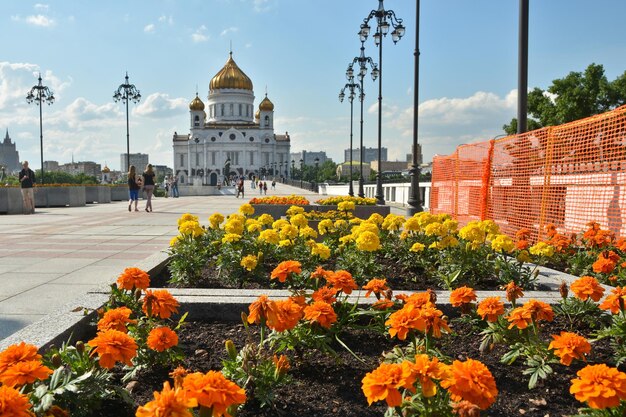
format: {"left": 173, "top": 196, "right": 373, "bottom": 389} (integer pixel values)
{"left": 0, "top": 184, "right": 406, "bottom": 340}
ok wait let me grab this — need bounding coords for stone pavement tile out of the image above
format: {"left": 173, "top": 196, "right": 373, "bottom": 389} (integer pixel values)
{"left": 0, "top": 264, "right": 22, "bottom": 274}
{"left": 0, "top": 272, "right": 65, "bottom": 297}
{"left": 0, "top": 315, "right": 44, "bottom": 340}
{"left": 51, "top": 266, "right": 123, "bottom": 285}
{"left": 91, "top": 259, "right": 136, "bottom": 268}
{"left": 0, "top": 257, "right": 47, "bottom": 266}
{"left": 0, "top": 283, "right": 95, "bottom": 315}
{"left": 13, "top": 258, "right": 99, "bottom": 273}
{"left": 57, "top": 251, "right": 118, "bottom": 259}
{"left": 106, "top": 252, "right": 150, "bottom": 260}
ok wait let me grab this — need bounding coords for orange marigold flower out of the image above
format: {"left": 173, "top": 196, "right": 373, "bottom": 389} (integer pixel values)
{"left": 545, "top": 224, "right": 557, "bottom": 238}
{"left": 0, "top": 342, "right": 40, "bottom": 375}
{"left": 409, "top": 354, "right": 448, "bottom": 397}
{"left": 548, "top": 332, "right": 591, "bottom": 366}
{"left": 386, "top": 304, "right": 426, "bottom": 340}
{"left": 311, "top": 287, "right": 338, "bottom": 304}
{"left": 362, "top": 278, "right": 389, "bottom": 298}
{"left": 147, "top": 327, "right": 179, "bottom": 352}
{"left": 267, "top": 299, "right": 303, "bottom": 332}
{"left": 183, "top": 371, "right": 247, "bottom": 416}
{"left": 97, "top": 307, "right": 136, "bottom": 333}
{"left": 310, "top": 266, "right": 333, "bottom": 280}
{"left": 116, "top": 267, "right": 150, "bottom": 291}
{"left": 303, "top": 301, "right": 337, "bottom": 329}
{"left": 247, "top": 294, "right": 278, "bottom": 325}
{"left": 570, "top": 364, "right": 626, "bottom": 409}
{"left": 420, "top": 305, "right": 451, "bottom": 338}
{"left": 516, "top": 228, "right": 532, "bottom": 240}
{"left": 142, "top": 289, "right": 180, "bottom": 319}
{"left": 449, "top": 286, "right": 477, "bottom": 307}
{"left": 87, "top": 329, "right": 138, "bottom": 369}
{"left": 0, "top": 385, "right": 33, "bottom": 417}
{"left": 170, "top": 366, "right": 189, "bottom": 389}
{"left": 43, "top": 405, "right": 70, "bottom": 417}
{"left": 270, "top": 260, "right": 302, "bottom": 283}
{"left": 476, "top": 297, "right": 505, "bottom": 322}
{"left": 523, "top": 299, "right": 554, "bottom": 323}
{"left": 506, "top": 306, "right": 532, "bottom": 330}
{"left": 372, "top": 299, "right": 395, "bottom": 310}
{"left": 504, "top": 281, "right": 524, "bottom": 303}
{"left": 404, "top": 292, "right": 433, "bottom": 309}
{"left": 441, "top": 358, "right": 498, "bottom": 410}
{"left": 592, "top": 251, "right": 621, "bottom": 274}
{"left": 273, "top": 354, "right": 290, "bottom": 377}
{"left": 593, "top": 230, "right": 614, "bottom": 248}
{"left": 515, "top": 240, "right": 530, "bottom": 251}
{"left": 616, "top": 237, "right": 626, "bottom": 252}
{"left": 452, "top": 400, "right": 481, "bottom": 417}
{"left": 136, "top": 381, "right": 197, "bottom": 417}
{"left": 0, "top": 360, "right": 52, "bottom": 387}
{"left": 599, "top": 286, "right": 626, "bottom": 314}
{"left": 571, "top": 276, "right": 605, "bottom": 302}
{"left": 289, "top": 295, "right": 307, "bottom": 306}
{"left": 361, "top": 362, "right": 415, "bottom": 407}
{"left": 326, "top": 270, "right": 358, "bottom": 295}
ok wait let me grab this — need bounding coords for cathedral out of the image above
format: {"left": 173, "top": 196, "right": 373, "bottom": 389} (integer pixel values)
{"left": 173, "top": 52, "right": 291, "bottom": 186}
{"left": 0, "top": 129, "right": 20, "bottom": 173}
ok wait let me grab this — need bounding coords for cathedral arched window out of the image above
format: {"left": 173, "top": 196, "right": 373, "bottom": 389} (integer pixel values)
{"left": 229, "top": 103, "right": 234, "bottom": 116}
{"left": 264, "top": 115, "right": 270, "bottom": 127}
{"left": 194, "top": 115, "right": 200, "bottom": 127}
{"left": 220, "top": 104, "right": 225, "bottom": 116}
{"left": 238, "top": 103, "right": 242, "bottom": 116}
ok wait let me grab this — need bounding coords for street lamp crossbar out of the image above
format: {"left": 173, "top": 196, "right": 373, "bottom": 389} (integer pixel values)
{"left": 113, "top": 72, "right": 141, "bottom": 171}
{"left": 26, "top": 73, "right": 55, "bottom": 185}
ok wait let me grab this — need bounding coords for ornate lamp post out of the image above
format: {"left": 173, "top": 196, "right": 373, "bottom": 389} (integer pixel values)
{"left": 113, "top": 72, "right": 141, "bottom": 171}
{"left": 348, "top": 42, "right": 378, "bottom": 198}
{"left": 339, "top": 77, "right": 361, "bottom": 197}
{"left": 407, "top": 0, "right": 423, "bottom": 214}
{"left": 26, "top": 74, "right": 55, "bottom": 184}
{"left": 194, "top": 137, "right": 200, "bottom": 183}
{"left": 279, "top": 161, "right": 283, "bottom": 179}
{"left": 314, "top": 157, "right": 320, "bottom": 184}
{"left": 291, "top": 159, "right": 295, "bottom": 180}
{"left": 361, "top": 0, "right": 405, "bottom": 205}
{"left": 299, "top": 158, "right": 304, "bottom": 188}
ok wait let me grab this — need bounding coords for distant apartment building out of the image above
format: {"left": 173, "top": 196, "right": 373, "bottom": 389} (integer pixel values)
{"left": 370, "top": 160, "right": 410, "bottom": 173}
{"left": 344, "top": 147, "right": 387, "bottom": 164}
{"left": 153, "top": 165, "right": 173, "bottom": 177}
{"left": 58, "top": 161, "right": 102, "bottom": 177}
{"left": 121, "top": 153, "right": 149, "bottom": 171}
{"left": 405, "top": 144, "right": 424, "bottom": 165}
{"left": 289, "top": 150, "right": 331, "bottom": 166}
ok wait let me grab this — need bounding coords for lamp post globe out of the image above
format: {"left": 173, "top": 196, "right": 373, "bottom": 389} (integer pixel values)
{"left": 26, "top": 73, "right": 55, "bottom": 185}
{"left": 113, "top": 72, "right": 141, "bottom": 172}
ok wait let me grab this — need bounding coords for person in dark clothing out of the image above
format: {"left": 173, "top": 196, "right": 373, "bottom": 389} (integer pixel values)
{"left": 236, "top": 179, "right": 244, "bottom": 198}
{"left": 142, "top": 164, "right": 156, "bottom": 212}
{"left": 18, "top": 161, "right": 36, "bottom": 214}
{"left": 127, "top": 165, "right": 142, "bottom": 212}
{"left": 263, "top": 181, "right": 268, "bottom": 195}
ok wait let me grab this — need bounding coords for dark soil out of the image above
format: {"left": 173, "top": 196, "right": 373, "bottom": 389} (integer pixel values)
{"left": 97, "top": 315, "right": 615, "bottom": 417}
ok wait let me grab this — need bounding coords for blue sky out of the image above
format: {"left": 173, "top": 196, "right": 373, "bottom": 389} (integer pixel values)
{"left": 1, "top": 0, "right": 626, "bottom": 171}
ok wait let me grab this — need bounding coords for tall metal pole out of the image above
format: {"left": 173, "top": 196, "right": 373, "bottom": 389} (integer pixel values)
{"left": 26, "top": 74, "right": 54, "bottom": 185}
{"left": 348, "top": 95, "right": 355, "bottom": 197}
{"left": 518, "top": 0, "right": 529, "bottom": 134}
{"left": 375, "top": 35, "right": 385, "bottom": 205}
{"left": 358, "top": 82, "right": 365, "bottom": 198}
{"left": 407, "top": 0, "right": 423, "bottom": 215}
{"left": 125, "top": 90, "right": 130, "bottom": 170}
{"left": 39, "top": 94, "right": 44, "bottom": 184}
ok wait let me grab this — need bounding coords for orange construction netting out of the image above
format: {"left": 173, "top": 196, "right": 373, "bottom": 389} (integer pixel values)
{"left": 430, "top": 105, "right": 626, "bottom": 240}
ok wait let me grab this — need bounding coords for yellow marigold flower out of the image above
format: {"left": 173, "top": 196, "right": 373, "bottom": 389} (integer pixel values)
{"left": 356, "top": 231, "right": 381, "bottom": 251}
{"left": 334, "top": 219, "right": 348, "bottom": 229}
{"left": 529, "top": 241, "right": 555, "bottom": 257}
{"left": 440, "top": 359, "right": 498, "bottom": 410}
{"left": 517, "top": 250, "right": 531, "bottom": 263}
{"left": 177, "top": 213, "right": 198, "bottom": 227}
{"left": 246, "top": 220, "right": 262, "bottom": 233}
{"left": 548, "top": 331, "right": 591, "bottom": 366}
{"left": 240, "top": 255, "right": 258, "bottom": 271}
{"left": 459, "top": 222, "right": 486, "bottom": 243}
{"left": 224, "top": 219, "right": 244, "bottom": 235}
{"left": 424, "top": 222, "right": 447, "bottom": 237}
{"left": 258, "top": 229, "right": 280, "bottom": 244}
{"left": 410, "top": 242, "right": 426, "bottom": 252}
{"left": 222, "top": 233, "right": 241, "bottom": 244}
{"left": 479, "top": 220, "right": 500, "bottom": 236}
{"left": 416, "top": 212, "right": 436, "bottom": 227}
{"left": 403, "top": 217, "right": 420, "bottom": 232}
{"left": 318, "top": 219, "right": 334, "bottom": 235}
{"left": 290, "top": 213, "right": 308, "bottom": 228}
{"left": 338, "top": 201, "right": 355, "bottom": 212}
{"left": 257, "top": 213, "right": 274, "bottom": 225}
{"left": 443, "top": 219, "right": 458, "bottom": 233}
{"left": 570, "top": 364, "right": 626, "bottom": 409}
{"left": 209, "top": 213, "right": 224, "bottom": 229}
{"left": 239, "top": 203, "right": 255, "bottom": 216}
{"left": 299, "top": 226, "right": 318, "bottom": 239}
{"left": 311, "top": 243, "right": 331, "bottom": 260}
{"left": 272, "top": 219, "right": 289, "bottom": 230}
{"left": 280, "top": 224, "right": 299, "bottom": 240}
{"left": 353, "top": 221, "right": 379, "bottom": 236}
{"left": 279, "top": 239, "right": 293, "bottom": 247}
{"left": 169, "top": 236, "right": 180, "bottom": 247}
{"left": 490, "top": 234, "right": 515, "bottom": 253}
{"left": 286, "top": 205, "right": 305, "bottom": 216}
{"left": 382, "top": 214, "right": 405, "bottom": 231}
{"left": 437, "top": 235, "right": 459, "bottom": 249}
{"left": 179, "top": 220, "right": 204, "bottom": 238}
{"left": 349, "top": 218, "right": 362, "bottom": 225}
{"left": 368, "top": 213, "right": 384, "bottom": 225}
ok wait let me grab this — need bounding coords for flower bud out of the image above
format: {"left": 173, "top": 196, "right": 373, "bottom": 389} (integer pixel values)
{"left": 97, "top": 308, "right": 105, "bottom": 319}
{"left": 225, "top": 340, "right": 237, "bottom": 360}
{"left": 427, "top": 288, "right": 437, "bottom": 304}
{"left": 559, "top": 280, "right": 569, "bottom": 299}
{"left": 135, "top": 288, "right": 143, "bottom": 300}
{"left": 75, "top": 341, "right": 85, "bottom": 354}
{"left": 51, "top": 353, "right": 62, "bottom": 368}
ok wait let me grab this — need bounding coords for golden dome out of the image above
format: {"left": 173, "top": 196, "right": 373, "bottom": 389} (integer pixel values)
{"left": 255, "top": 109, "right": 260, "bottom": 120}
{"left": 102, "top": 165, "right": 110, "bottom": 173}
{"left": 209, "top": 53, "right": 253, "bottom": 91}
{"left": 259, "top": 95, "right": 274, "bottom": 111}
{"left": 189, "top": 94, "right": 205, "bottom": 111}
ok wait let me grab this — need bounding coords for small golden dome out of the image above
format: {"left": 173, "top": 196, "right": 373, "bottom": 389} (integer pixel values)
{"left": 189, "top": 94, "right": 205, "bottom": 111}
{"left": 259, "top": 95, "right": 274, "bottom": 111}
{"left": 209, "top": 53, "right": 253, "bottom": 91}
{"left": 255, "top": 109, "right": 260, "bottom": 120}
{"left": 102, "top": 165, "right": 110, "bottom": 173}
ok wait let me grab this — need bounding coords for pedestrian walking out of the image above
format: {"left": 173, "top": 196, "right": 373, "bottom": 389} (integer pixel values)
{"left": 164, "top": 176, "right": 170, "bottom": 198}
{"left": 18, "top": 161, "right": 36, "bottom": 214}
{"left": 142, "top": 164, "right": 156, "bottom": 212}
{"left": 127, "top": 165, "right": 142, "bottom": 212}
{"left": 171, "top": 176, "right": 179, "bottom": 198}
{"left": 259, "top": 181, "right": 264, "bottom": 195}
{"left": 236, "top": 178, "right": 245, "bottom": 198}
{"left": 271, "top": 180, "right": 276, "bottom": 190}
{"left": 263, "top": 181, "right": 268, "bottom": 195}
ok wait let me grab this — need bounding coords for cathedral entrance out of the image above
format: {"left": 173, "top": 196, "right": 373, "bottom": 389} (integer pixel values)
{"left": 209, "top": 172, "right": 218, "bottom": 186}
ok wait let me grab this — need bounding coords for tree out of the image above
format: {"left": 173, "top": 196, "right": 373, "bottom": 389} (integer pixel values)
{"left": 503, "top": 63, "right": 626, "bottom": 135}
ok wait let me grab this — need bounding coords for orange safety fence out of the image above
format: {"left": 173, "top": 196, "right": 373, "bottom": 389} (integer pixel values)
{"left": 431, "top": 105, "right": 626, "bottom": 240}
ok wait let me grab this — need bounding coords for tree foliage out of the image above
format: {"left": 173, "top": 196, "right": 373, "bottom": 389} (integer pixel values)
{"left": 503, "top": 63, "right": 626, "bottom": 135}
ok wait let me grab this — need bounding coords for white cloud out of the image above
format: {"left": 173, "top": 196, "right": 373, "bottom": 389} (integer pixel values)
{"left": 220, "top": 26, "right": 238, "bottom": 37}
{"left": 133, "top": 93, "right": 187, "bottom": 119}
{"left": 25, "top": 14, "right": 55, "bottom": 27}
{"left": 158, "top": 15, "right": 174, "bottom": 25}
{"left": 144, "top": 23, "right": 155, "bottom": 33}
{"left": 34, "top": 3, "right": 49, "bottom": 11}
{"left": 252, "top": 0, "right": 275, "bottom": 13}
{"left": 191, "top": 25, "right": 209, "bottom": 43}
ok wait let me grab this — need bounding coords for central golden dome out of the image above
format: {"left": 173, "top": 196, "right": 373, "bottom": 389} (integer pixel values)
{"left": 209, "top": 53, "right": 253, "bottom": 91}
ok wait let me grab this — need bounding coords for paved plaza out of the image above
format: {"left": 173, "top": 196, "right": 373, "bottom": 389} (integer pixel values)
{"left": 0, "top": 184, "right": 405, "bottom": 340}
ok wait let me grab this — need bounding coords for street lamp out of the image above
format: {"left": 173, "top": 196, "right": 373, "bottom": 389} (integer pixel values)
{"left": 291, "top": 159, "right": 295, "bottom": 180}
{"left": 348, "top": 42, "right": 378, "bottom": 198}
{"left": 26, "top": 73, "right": 55, "bottom": 184}
{"left": 407, "top": 0, "right": 423, "bottom": 215}
{"left": 339, "top": 75, "right": 361, "bottom": 197}
{"left": 113, "top": 72, "right": 141, "bottom": 171}
{"left": 299, "top": 158, "right": 304, "bottom": 188}
{"left": 194, "top": 137, "right": 200, "bottom": 184}
{"left": 314, "top": 157, "right": 320, "bottom": 184}
{"left": 361, "top": 0, "right": 405, "bottom": 205}
{"left": 279, "top": 161, "right": 283, "bottom": 180}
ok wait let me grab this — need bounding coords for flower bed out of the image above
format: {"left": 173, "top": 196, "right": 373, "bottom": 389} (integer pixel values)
{"left": 316, "top": 195, "right": 377, "bottom": 206}
{"left": 249, "top": 195, "right": 310, "bottom": 205}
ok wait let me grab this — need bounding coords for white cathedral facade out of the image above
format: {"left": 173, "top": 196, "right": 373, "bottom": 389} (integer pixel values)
{"left": 173, "top": 53, "right": 291, "bottom": 186}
